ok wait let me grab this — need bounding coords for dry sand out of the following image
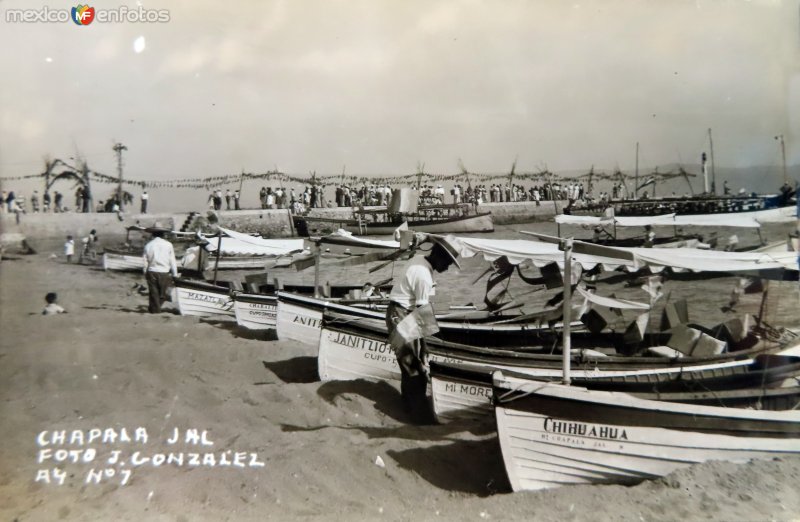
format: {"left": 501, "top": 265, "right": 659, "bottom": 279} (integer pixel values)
{"left": 2, "top": 230, "right": 800, "bottom": 521}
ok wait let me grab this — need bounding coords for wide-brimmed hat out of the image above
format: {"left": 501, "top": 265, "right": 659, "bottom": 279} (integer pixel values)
{"left": 430, "top": 235, "right": 462, "bottom": 269}
{"left": 145, "top": 221, "right": 171, "bottom": 233}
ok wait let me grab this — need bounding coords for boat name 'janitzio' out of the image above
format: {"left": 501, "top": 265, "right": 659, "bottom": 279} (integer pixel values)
{"left": 544, "top": 418, "right": 629, "bottom": 440}
{"left": 331, "top": 332, "right": 392, "bottom": 354}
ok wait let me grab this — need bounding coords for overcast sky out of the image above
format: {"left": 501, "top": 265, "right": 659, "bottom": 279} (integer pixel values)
{"left": 1, "top": 0, "right": 798, "bottom": 193}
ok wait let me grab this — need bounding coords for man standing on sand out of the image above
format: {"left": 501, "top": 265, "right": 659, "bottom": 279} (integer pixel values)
{"left": 143, "top": 222, "right": 179, "bottom": 314}
{"left": 140, "top": 191, "right": 149, "bottom": 214}
{"left": 385, "top": 235, "right": 461, "bottom": 424}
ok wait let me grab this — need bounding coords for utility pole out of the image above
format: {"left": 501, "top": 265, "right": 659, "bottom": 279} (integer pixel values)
{"left": 112, "top": 142, "right": 127, "bottom": 210}
{"left": 634, "top": 142, "right": 639, "bottom": 199}
{"left": 775, "top": 134, "right": 787, "bottom": 185}
{"left": 80, "top": 159, "right": 93, "bottom": 212}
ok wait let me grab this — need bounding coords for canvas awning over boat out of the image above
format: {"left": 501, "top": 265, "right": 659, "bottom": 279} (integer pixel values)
{"left": 556, "top": 207, "right": 796, "bottom": 228}
{"left": 452, "top": 235, "right": 791, "bottom": 279}
{"left": 318, "top": 229, "right": 400, "bottom": 249}
{"left": 199, "top": 227, "right": 305, "bottom": 256}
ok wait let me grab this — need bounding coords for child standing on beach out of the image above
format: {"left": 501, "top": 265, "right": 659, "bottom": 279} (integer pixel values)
{"left": 64, "top": 235, "right": 74, "bottom": 263}
{"left": 42, "top": 292, "right": 66, "bottom": 315}
{"left": 80, "top": 229, "right": 98, "bottom": 263}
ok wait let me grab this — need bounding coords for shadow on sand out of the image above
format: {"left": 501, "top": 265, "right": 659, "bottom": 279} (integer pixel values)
{"left": 83, "top": 304, "right": 164, "bottom": 314}
{"left": 200, "top": 319, "right": 278, "bottom": 341}
{"left": 388, "top": 437, "right": 510, "bottom": 495}
{"left": 282, "top": 378, "right": 495, "bottom": 437}
{"left": 261, "top": 357, "right": 318, "bottom": 384}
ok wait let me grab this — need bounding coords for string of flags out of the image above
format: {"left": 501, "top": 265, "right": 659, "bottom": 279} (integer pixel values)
{"left": 0, "top": 166, "right": 694, "bottom": 190}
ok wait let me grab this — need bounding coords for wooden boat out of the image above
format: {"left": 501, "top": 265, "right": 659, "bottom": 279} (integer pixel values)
{"left": 276, "top": 292, "right": 388, "bottom": 345}
{"left": 279, "top": 292, "right": 592, "bottom": 348}
{"left": 430, "top": 355, "right": 800, "bottom": 424}
{"left": 174, "top": 278, "right": 235, "bottom": 318}
{"left": 492, "top": 371, "right": 800, "bottom": 491}
{"left": 316, "top": 313, "right": 796, "bottom": 382}
{"left": 491, "top": 235, "right": 800, "bottom": 491}
{"left": 235, "top": 283, "right": 388, "bottom": 331}
{"left": 102, "top": 249, "right": 145, "bottom": 271}
{"left": 180, "top": 227, "right": 305, "bottom": 272}
{"left": 293, "top": 204, "right": 493, "bottom": 237}
{"left": 232, "top": 292, "right": 278, "bottom": 330}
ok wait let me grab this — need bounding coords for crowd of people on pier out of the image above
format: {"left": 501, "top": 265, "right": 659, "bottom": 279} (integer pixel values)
{"left": 4, "top": 177, "right": 785, "bottom": 218}
{"left": 198, "top": 180, "right": 593, "bottom": 213}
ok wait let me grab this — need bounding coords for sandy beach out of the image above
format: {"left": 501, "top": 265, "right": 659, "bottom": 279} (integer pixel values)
{"left": 2, "top": 224, "right": 800, "bottom": 521}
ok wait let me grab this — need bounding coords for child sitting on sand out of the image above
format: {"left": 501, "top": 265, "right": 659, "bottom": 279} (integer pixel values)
{"left": 42, "top": 292, "right": 66, "bottom": 315}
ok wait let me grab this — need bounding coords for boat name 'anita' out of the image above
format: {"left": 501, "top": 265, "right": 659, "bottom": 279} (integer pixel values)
{"left": 293, "top": 315, "right": 322, "bottom": 328}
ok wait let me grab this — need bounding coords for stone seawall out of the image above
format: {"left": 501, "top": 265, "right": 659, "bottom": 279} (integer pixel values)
{"left": 0, "top": 201, "right": 562, "bottom": 251}
{"left": 0, "top": 208, "right": 295, "bottom": 251}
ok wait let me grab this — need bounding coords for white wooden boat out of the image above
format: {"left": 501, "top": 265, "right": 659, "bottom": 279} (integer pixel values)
{"left": 174, "top": 279, "right": 234, "bottom": 318}
{"left": 280, "top": 292, "right": 592, "bottom": 349}
{"left": 232, "top": 292, "right": 278, "bottom": 330}
{"left": 317, "top": 318, "right": 797, "bottom": 390}
{"left": 293, "top": 205, "right": 494, "bottom": 237}
{"left": 181, "top": 227, "right": 306, "bottom": 272}
{"left": 430, "top": 354, "right": 800, "bottom": 424}
{"left": 276, "top": 292, "right": 386, "bottom": 345}
{"left": 102, "top": 251, "right": 145, "bottom": 271}
{"left": 318, "top": 324, "right": 401, "bottom": 382}
{"left": 493, "top": 371, "right": 800, "bottom": 491}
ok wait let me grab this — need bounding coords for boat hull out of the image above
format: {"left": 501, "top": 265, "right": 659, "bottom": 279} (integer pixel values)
{"left": 318, "top": 326, "right": 400, "bottom": 381}
{"left": 295, "top": 211, "right": 494, "bottom": 236}
{"left": 203, "top": 256, "right": 273, "bottom": 271}
{"left": 275, "top": 292, "right": 385, "bottom": 345}
{"left": 430, "top": 357, "right": 800, "bottom": 424}
{"left": 102, "top": 252, "right": 145, "bottom": 271}
{"left": 174, "top": 279, "right": 234, "bottom": 318}
{"left": 233, "top": 293, "right": 278, "bottom": 330}
{"left": 494, "top": 378, "right": 800, "bottom": 491}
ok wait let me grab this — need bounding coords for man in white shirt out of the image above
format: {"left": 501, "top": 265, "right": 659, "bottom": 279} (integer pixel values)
{"left": 143, "top": 223, "right": 178, "bottom": 313}
{"left": 140, "top": 191, "right": 149, "bottom": 214}
{"left": 386, "top": 235, "right": 461, "bottom": 423}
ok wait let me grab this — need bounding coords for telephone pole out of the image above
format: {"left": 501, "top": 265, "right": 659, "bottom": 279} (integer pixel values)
{"left": 113, "top": 142, "right": 127, "bottom": 210}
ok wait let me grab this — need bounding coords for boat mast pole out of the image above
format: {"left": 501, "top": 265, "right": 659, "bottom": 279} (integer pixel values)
{"left": 776, "top": 134, "right": 788, "bottom": 185}
{"left": 701, "top": 153, "right": 708, "bottom": 194}
{"left": 709, "top": 128, "right": 716, "bottom": 195}
{"left": 313, "top": 240, "right": 321, "bottom": 298}
{"left": 562, "top": 238, "right": 573, "bottom": 385}
{"left": 213, "top": 232, "right": 222, "bottom": 284}
{"left": 634, "top": 142, "right": 639, "bottom": 200}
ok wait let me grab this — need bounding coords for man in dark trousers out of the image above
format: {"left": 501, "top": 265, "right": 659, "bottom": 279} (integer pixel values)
{"left": 385, "top": 235, "right": 461, "bottom": 424}
{"left": 143, "top": 222, "right": 178, "bottom": 313}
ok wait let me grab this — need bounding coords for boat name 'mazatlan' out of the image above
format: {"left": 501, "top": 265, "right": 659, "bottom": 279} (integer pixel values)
{"left": 544, "top": 418, "right": 629, "bottom": 440}
{"left": 183, "top": 291, "right": 227, "bottom": 305}
{"left": 331, "top": 332, "right": 392, "bottom": 354}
